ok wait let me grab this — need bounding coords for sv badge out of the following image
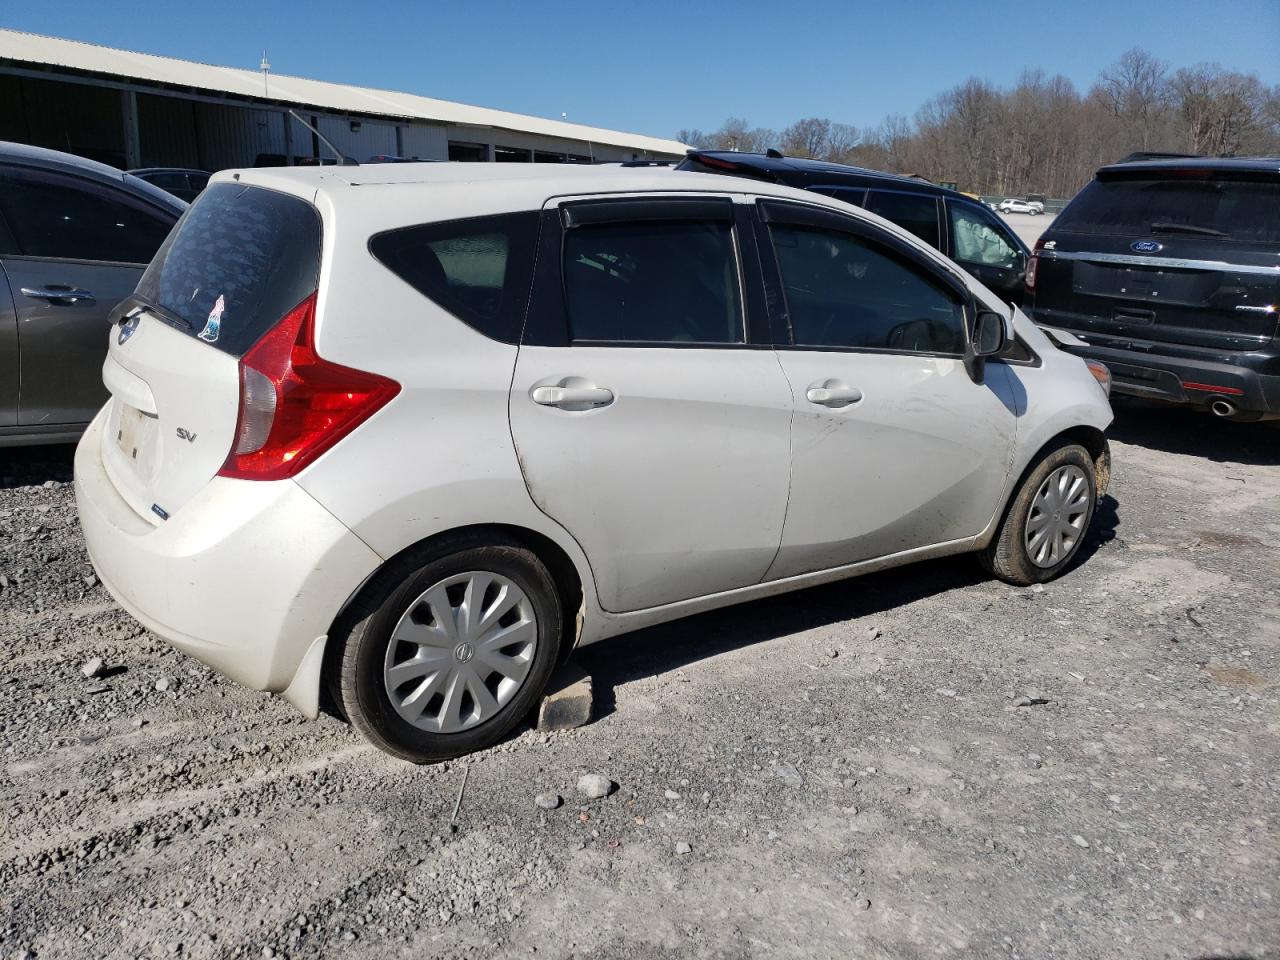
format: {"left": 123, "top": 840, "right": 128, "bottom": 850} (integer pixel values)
{"left": 176, "top": 427, "right": 197, "bottom": 443}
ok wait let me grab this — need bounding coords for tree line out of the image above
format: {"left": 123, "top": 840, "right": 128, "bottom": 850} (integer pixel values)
{"left": 676, "top": 49, "right": 1280, "bottom": 199}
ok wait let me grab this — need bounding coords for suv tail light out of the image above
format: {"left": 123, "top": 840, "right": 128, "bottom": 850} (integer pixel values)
{"left": 1025, "top": 238, "right": 1044, "bottom": 293}
{"left": 218, "top": 293, "right": 400, "bottom": 481}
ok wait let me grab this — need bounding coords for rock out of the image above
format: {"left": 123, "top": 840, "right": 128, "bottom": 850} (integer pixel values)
{"left": 935, "top": 688, "right": 957, "bottom": 697}
{"left": 664, "top": 789, "right": 681, "bottom": 800}
{"left": 133, "top": 718, "right": 148, "bottom": 728}
{"left": 829, "top": 649, "right": 840, "bottom": 658}
{"left": 770, "top": 762, "right": 804, "bottom": 788}
{"left": 85, "top": 683, "right": 111, "bottom": 695}
{"left": 81, "top": 657, "right": 105, "bottom": 679}
{"left": 865, "top": 626, "right": 881, "bottom": 641}
{"left": 674, "top": 841, "right": 691, "bottom": 856}
{"left": 576, "top": 774, "right": 613, "bottom": 800}
{"left": 155, "top": 678, "right": 171, "bottom": 692}
{"left": 1031, "top": 583, "right": 1045, "bottom": 594}
{"left": 854, "top": 898, "right": 872, "bottom": 912}
{"left": 537, "top": 663, "right": 593, "bottom": 732}
{"left": 83, "top": 574, "right": 97, "bottom": 588}
{"left": 534, "top": 792, "right": 562, "bottom": 810}
{"left": 1071, "top": 834, "right": 1090, "bottom": 849}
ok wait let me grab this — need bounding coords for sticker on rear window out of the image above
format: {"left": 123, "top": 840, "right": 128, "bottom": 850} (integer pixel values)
{"left": 198, "top": 294, "right": 225, "bottom": 343}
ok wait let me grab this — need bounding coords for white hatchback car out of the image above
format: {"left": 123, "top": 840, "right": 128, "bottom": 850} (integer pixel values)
{"left": 76, "top": 164, "right": 1113, "bottom": 762}
{"left": 998, "top": 198, "right": 1040, "bottom": 215}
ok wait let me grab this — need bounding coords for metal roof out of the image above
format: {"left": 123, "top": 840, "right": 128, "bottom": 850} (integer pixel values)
{"left": 0, "top": 29, "right": 690, "bottom": 157}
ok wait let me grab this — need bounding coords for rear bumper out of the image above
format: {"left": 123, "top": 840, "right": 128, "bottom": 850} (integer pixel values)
{"left": 1050, "top": 339, "right": 1280, "bottom": 415}
{"left": 74, "top": 408, "right": 381, "bottom": 706}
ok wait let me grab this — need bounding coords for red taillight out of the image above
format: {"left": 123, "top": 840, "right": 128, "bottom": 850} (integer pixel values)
{"left": 218, "top": 293, "right": 400, "bottom": 481}
{"left": 1025, "top": 239, "right": 1044, "bottom": 292}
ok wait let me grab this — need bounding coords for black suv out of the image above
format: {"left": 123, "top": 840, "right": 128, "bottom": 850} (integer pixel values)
{"left": 1027, "top": 156, "right": 1280, "bottom": 420}
{"left": 678, "top": 151, "right": 1033, "bottom": 304}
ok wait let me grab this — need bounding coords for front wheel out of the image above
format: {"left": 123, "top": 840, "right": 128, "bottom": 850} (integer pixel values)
{"left": 980, "top": 443, "right": 1097, "bottom": 585}
{"left": 333, "top": 534, "right": 563, "bottom": 763}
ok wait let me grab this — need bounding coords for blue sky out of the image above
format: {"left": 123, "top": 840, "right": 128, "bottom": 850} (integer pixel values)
{"left": 5, "top": 0, "right": 1278, "bottom": 139}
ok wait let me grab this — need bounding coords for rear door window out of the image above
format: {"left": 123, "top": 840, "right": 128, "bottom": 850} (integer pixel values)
{"left": 1056, "top": 176, "right": 1280, "bottom": 243}
{"left": 370, "top": 211, "right": 539, "bottom": 344}
{"left": 134, "top": 182, "right": 321, "bottom": 355}
{"left": 0, "top": 168, "right": 175, "bottom": 264}
{"left": 563, "top": 218, "right": 744, "bottom": 344}
{"left": 864, "top": 191, "right": 941, "bottom": 248}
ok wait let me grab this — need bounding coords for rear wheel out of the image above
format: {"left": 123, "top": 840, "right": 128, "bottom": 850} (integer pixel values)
{"left": 980, "top": 443, "right": 1097, "bottom": 585}
{"left": 334, "top": 534, "right": 562, "bottom": 763}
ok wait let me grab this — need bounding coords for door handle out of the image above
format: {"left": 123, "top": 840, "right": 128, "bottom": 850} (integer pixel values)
{"left": 531, "top": 384, "right": 615, "bottom": 409}
{"left": 806, "top": 382, "right": 863, "bottom": 408}
{"left": 20, "top": 286, "right": 96, "bottom": 305}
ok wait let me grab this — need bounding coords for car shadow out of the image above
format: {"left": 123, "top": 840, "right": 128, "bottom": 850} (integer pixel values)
{"left": 1108, "top": 400, "right": 1279, "bottom": 466}
{"left": 579, "top": 497, "right": 1120, "bottom": 720}
{"left": 0, "top": 444, "right": 76, "bottom": 490}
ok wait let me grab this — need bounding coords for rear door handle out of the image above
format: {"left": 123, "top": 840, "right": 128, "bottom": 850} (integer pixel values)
{"left": 531, "top": 384, "right": 615, "bottom": 409}
{"left": 20, "top": 285, "right": 96, "bottom": 305}
{"left": 806, "top": 382, "right": 863, "bottom": 408}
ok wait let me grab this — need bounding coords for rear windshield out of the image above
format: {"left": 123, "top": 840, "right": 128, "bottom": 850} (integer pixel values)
{"left": 1056, "top": 176, "right": 1280, "bottom": 244}
{"left": 135, "top": 182, "right": 321, "bottom": 355}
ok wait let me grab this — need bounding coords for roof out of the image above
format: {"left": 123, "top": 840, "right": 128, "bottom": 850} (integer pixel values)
{"left": 680, "top": 151, "right": 962, "bottom": 198}
{"left": 0, "top": 29, "right": 689, "bottom": 157}
{"left": 0, "top": 139, "right": 187, "bottom": 212}
{"left": 1098, "top": 156, "right": 1280, "bottom": 177}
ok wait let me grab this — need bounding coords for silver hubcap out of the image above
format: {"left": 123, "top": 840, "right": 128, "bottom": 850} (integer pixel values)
{"left": 383, "top": 571, "right": 537, "bottom": 734}
{"left": 1025, "top": 464, "right": 1091, "bottom": 568}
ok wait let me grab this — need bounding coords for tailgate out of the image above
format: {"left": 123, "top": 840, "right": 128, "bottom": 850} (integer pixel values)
{"left": 97, "top": 181, "right": 322, "bottom": 522}
{"left": 1035, "top": 244, "right": 1280, "bottom": 350}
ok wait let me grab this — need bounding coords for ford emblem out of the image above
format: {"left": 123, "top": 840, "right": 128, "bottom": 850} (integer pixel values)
{"left": 1131, "top": 240, "right": 1163, "bottom": 253}
{"left": 117, "top": 314, "right": 140, "bottom": 345}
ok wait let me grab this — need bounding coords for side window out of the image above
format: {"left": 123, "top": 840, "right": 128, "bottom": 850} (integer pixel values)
{"left": 369, "top": 211, "right": 539, "bottom": 344}
{"left": 769, "top": 223, "right": 966, "bottom": 355}
{"left": 864, "top": 191, "right": 940, "bottom": 248}
{"left": 811, "top": 187, "right": 866, "bottom": 208}
{"left": 0, "top": 171, "right": 174, "bottom": 264}
{"left": 563, "top": 218, "right": 743, "bottom": 344}
{"left": 949, "top": 202, "right": 1021, "bottom": 269}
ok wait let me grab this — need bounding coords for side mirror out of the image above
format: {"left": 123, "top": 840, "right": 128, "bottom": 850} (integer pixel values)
{"left": 964, "top": 309, "right": 1009, "bottom": 383}
{"left": 974, "top": 310, "right": 1008, "bottom": 356}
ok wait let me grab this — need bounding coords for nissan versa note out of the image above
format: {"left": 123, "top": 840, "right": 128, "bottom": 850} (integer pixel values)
{"left": 75, "top": 164, "right": 1113, "bottom": 762}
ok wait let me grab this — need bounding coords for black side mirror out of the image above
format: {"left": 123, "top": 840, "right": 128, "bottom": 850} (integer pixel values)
{"left": 964, "top": 309, "right": 1009, "bottom": 383}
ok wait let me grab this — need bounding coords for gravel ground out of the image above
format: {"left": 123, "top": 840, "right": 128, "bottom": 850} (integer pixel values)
{"left": 2, "top": 402, "right": 1277, "bottom": 960}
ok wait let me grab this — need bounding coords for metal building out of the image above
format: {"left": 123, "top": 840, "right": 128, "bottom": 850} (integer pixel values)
{"left": 0, "top": 30, "right": 688, "bottom": 170}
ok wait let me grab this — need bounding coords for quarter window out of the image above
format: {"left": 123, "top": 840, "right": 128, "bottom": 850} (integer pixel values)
{"left": 949, "top": 202, "right": 1021, "bottom": 269}
{"left": 0, "top": 170, "right": 174, "bottom": 264}
{"left": 563, "top": 219, "right": 744, "bottom": 344}
{"left": 370, "top": 211, "right": 539, "bottom": 344}
{"left": 864, "top": 191, "right": 940, "bottom": 248}
{"left": 769, "top": 223, "right": 966, "bottom": 355}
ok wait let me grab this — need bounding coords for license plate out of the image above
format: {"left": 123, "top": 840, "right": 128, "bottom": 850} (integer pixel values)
{"left": 115, "top": 405, "right": 156, "bottom": 465}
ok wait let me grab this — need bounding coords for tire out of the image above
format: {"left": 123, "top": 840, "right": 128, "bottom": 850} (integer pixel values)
{"left": 979, "top": 443, "right": 1097, "bottom": 585}
{"left": 333, "top": 532, "right": 563, "bottom": 763}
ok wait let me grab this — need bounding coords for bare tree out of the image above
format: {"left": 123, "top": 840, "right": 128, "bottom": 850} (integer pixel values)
{"left": 1097, "top": 47, "right": 1171, "bottom": 150}
{"left": 675, "top": 128, "right": 710, "bottom": 149}
{"left": 676, "top": 48, "right": 1280, "bottom": 199}
{"left": 824, "top": 123, "right": 861, "bottom": 163}
{"left": 781, "top": 117, "right": 831, "bottom": 158}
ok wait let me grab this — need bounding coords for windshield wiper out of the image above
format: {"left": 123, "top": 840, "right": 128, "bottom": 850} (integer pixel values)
{"left": 1150, "top": 221, "right": 1229, "bottom": 239}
